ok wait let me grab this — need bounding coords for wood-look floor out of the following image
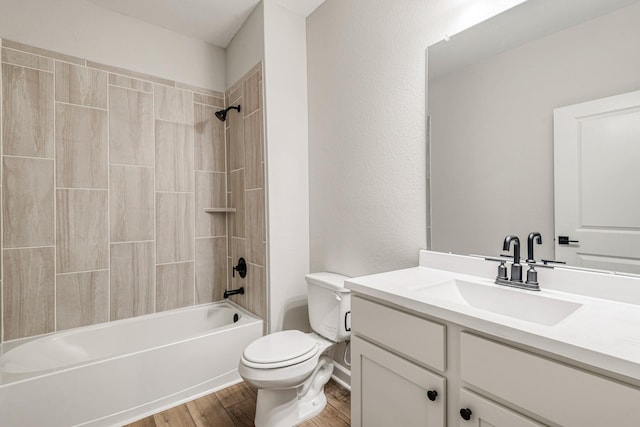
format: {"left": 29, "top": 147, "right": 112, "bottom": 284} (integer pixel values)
{"left": 125, "top": 379, "right": 350, "bottom": 427}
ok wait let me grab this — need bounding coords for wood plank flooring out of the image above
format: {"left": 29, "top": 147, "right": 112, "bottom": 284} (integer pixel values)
{"left": 125, "top": 379, "right": 350, "bottom": 427}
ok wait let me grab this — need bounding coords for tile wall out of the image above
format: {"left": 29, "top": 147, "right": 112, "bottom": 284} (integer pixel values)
{"left": 0, "top": 39, "right": 242, "bottom": 342}
{"left": 225, "top": 64, "right": 267, "bottom": 325}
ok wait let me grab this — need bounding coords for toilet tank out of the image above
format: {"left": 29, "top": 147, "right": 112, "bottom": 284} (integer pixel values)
{"left": 305, "top": 272, "right": 351, "bottom": 342}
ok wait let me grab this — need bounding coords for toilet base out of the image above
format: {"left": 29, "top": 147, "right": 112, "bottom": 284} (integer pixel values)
{"left": 254, "top": 356, "right": 334, "bottom": 427}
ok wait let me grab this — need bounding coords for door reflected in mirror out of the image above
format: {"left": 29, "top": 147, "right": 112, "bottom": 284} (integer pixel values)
{"left": 427, "top": 0, "right": 640, "bottom": 274}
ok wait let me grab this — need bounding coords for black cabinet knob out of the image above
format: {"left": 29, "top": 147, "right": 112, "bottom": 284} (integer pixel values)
{"left": 426, "top": 390, "right": 438, "bottom": 401}
{"left": 460, "top": 408, "right": 472, "bottom": 421}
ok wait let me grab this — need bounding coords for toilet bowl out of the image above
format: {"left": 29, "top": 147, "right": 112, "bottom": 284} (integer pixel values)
{"left": 238, "top": 272, "right": 351, "bottom": 427}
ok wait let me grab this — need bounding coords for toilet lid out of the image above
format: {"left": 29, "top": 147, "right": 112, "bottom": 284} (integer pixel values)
{"left": 243, "top": 331, "right": 318, "bottom": 365}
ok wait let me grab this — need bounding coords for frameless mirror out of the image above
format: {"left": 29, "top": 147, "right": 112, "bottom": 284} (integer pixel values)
{"left": 427, "top": 0, "right": 640, "bottom": 274}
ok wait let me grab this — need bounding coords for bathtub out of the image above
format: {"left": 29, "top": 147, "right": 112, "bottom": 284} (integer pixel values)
{"left": 0, "top": 301, "right": 263, "bottom": 427}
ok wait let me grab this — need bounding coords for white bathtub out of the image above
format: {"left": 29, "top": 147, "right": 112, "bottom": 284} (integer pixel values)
{"left": 0, "top": 301, "right": 263, "bottom": 427}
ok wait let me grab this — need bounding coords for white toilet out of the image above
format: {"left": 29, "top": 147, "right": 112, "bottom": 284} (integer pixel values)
{"left": 238, "top": 272, "right": 351, "bottom": 427}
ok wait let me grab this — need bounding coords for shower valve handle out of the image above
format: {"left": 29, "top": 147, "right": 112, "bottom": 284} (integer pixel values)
{"left": 233, "top": 257, "right": 247, "bottom": 278}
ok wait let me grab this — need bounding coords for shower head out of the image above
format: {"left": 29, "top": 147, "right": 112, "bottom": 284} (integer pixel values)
{"left": 215, "top": 105, "right": 241, "bottom": 122}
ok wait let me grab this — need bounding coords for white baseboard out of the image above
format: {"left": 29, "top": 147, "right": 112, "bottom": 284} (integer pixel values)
{"left": 331, "top": 362, "right": 351, "bottom": 391}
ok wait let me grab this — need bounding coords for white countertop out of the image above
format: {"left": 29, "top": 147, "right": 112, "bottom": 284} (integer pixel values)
{"left": 345, "top": 251, "right": 640, "bottom": 384}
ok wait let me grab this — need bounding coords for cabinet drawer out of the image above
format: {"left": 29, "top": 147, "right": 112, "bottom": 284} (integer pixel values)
{"left": 458, "top": 388, "right": 544, "bottom": 427}
{"left": 460, "top": 332, "right": 640, "bottom": 427}
{"left": 352, "top": 296, "right": 445, "bottom": 371}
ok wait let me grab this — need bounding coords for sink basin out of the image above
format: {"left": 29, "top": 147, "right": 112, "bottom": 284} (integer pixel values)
{"left": 414, "top": 279, "right": 583, "bottom": 326}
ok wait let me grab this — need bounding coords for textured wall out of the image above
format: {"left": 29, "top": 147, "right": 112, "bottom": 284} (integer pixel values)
{"left": 306, "top": 0, "right": 525, "bottom": 278}
{"left": 0, "top": 40, "right": 228, "bottom": 341}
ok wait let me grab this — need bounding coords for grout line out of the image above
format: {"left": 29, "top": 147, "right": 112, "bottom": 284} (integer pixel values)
{"left": 106, "top": 76, "right": 111, "bottom": 322}
{"left": 192, "top": 95, "right": 197, "bottom": 305}
{"left": 155, "top": 190, "right": 194, "bottom": 194}
{"left": 53, "top": 64, "right": 57, "bottom": 334}
{"left": 56, "top": 268, "right": 109, "bottom": 276}
{"left": 54, "top": 100, "right": 107, "bottom": 111}
{"left": 109, "top": 162, "right": 153, "bottom": 169}
{"left": 195, "top": 236, "right": 227, "bottom": 240}
{"left": 152, "top": 85, "right": 157, "bottom": 314}
{"left": 156, "top": 260, "right": 195, "bottom": 266}
{"left": 2, "top": 154, "right": 54, "bottom": 161}
{"left": 3, "top": 244, "right": 56, "bottom": 251}
{"left": 56, "top": 187, "right": 108, "bottom": 191}
{"left": 110, "top": 240, "right": 155, "bottom": 245}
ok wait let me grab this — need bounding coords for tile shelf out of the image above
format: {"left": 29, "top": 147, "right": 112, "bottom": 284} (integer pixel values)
{"left": 204, "top": 208, "right": 237, "bottom": 213}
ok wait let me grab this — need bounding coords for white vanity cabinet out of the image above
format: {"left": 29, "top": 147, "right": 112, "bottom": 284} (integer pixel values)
{"left": 351, "top": 296, "right": 446, "bottom": 427}
{"left": 350, "top": 294, "right": 640, "bottom": 427}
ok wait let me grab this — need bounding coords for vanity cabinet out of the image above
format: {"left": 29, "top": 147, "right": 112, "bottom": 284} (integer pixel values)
{"left": 350, "top": 295, "right": 640, "bottom": 427}
{"left": 351, "top": 296, "right": 446, "bottom": 427}
{"left": 352, "top": 336, "right": 446, "bottom": 427}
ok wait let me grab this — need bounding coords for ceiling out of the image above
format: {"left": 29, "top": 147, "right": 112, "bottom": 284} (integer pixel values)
{"left": 86, "top": 0, "right": 325, "bottom": 48}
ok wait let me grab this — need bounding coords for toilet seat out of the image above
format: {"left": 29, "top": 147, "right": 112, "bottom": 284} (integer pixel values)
{"left": 242, "top": 331, "right": 319, "bottom": 369}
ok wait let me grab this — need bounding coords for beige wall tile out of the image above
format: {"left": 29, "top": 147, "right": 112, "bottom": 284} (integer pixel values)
{"left": 154, "top": 85, "right": 193, "bottom": 124}
{"left": 230, "top": 238, "right": 246, "bottom": 291}
{"left": 3, "top": 247, "right": 55, "bottom": 340}
{"left": 194, "top": 103, "right": 225, "bottom": 172}
{"left": 195, "top": 172, "right": 226, "bottom": 237}
{"left": 156, "top": 192, "right": 194, "bottom": 264}
{"left": 228, "top": 101, "right": 245, "bottom": 171}
{"left": 246, "top": 189, "right": 266, "bottom": 267}
{"left": 55, "top": 62, "right": 107, "bottom": 109}
{"left": 242, "top": 71, "right": 261, "bottom": 116}
{"left": 56, "top": 189, "right": 108, "bottom": 273}
{"left": 175, "top": 83, "right": 223, "bottom": 98}
{"left": 109, "top": 86, "right": 154, "bottom": 166}
{"left": 193, "top": 93, "right": 224, "bottom": 107}
{"left": 56, "top": 103, "right": 108, "bottom": 189}
{"left": 2, "top": 63, "right": 54, "bottom": 158}
{"left": 230, "top": 262, "right": 265, "bottom": 320}
{"left": 156, "top": 262, "right": 194, "bottom": 312}
{"left": 230, "top": 170, "right": 245, "bottom": 238}
{"left": 3, "top": 157, "right": 54, "bottom": 248}
{"left": 109, "top": 74, "right": 152, "bottom": 93}
{"left": 2, "top": 39, "right": 85, "bottom": 65}
{"left": 56, "top": 270, "right": 108, "bottom": 330}
{"left": 195, "top": 237, "right": 227, "bottom": 303}
{"left": 110, "top": 165, "right": 154, "bottom": 242}
{"left": 1, "top": 48, "right": 53, "bottom": 71}
{"left": 155, "top": 120, "right": 194, "bottom": 192}
{"left": 110, "top": 242, "right": 154, "bottom": 320}
{"left": 244, "top": 112, "right": 264, "bottom": 190}
{"left": 87, "top": 61, "right": 174, "bottom": 87}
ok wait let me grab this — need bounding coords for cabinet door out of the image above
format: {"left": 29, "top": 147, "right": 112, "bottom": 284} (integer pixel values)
{"left": 458, "top": 389, "right": 544, "bottom": 427}
{"left": 351, "top": 336, "right": 445, "bottom": 427}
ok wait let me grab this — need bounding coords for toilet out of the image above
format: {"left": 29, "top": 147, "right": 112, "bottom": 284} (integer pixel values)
{"left": 238, "top": 272, "right": 351, "bottom": 427}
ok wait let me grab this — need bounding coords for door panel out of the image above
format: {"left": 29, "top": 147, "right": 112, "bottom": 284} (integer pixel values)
{"left": 554, "top": 89, "right": 640, "bottom": 272}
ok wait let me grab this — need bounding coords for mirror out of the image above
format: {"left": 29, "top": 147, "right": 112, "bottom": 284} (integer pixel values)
{"left": 427, "top": 0, "right": 640, "bottom": 273}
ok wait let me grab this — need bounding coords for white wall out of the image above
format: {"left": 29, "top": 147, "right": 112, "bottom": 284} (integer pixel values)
{"left": 306, "top": 0, "right": 524, "bottom": 278}
{"left": 226, "top": 1, "right": 265, "bottom": 89}
{"left": 430, "top": 2, "right": 640, "bottom": 260}
{"left": 263, "top": 0, "right": 310, "bottom": 332}
{"left": 0, "top": 0, "right": 226, "bottom": 91}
